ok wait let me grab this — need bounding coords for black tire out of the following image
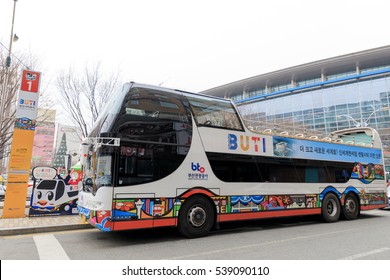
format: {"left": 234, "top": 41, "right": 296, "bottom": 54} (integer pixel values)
{"left": 178, "top": 195, "right": 215, "bottom": 238}
{"left": 322, "top": 193, "right": 341, "bottom": 223}
{"left": 342, "top": 193, "right": 359, "bottom": 220}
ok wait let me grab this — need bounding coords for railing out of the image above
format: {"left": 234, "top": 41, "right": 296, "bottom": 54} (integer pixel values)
{"left": 243, "top": 118, "right": 328, "bottom": 139}
{"left": 242, "top": 119, "right": 374, "bottom": 147}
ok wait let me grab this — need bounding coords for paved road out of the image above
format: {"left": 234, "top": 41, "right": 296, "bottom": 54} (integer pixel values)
{"left": 1, "top": 209, "right": 390, "bottom": 260}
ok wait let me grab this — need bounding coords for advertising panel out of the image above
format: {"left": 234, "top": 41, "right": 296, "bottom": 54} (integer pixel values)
{"left": 28, "top": 166, "right": 81, "bottom": 217}
{"left": 272, "top": 136, "right": 382, "bottom": 164}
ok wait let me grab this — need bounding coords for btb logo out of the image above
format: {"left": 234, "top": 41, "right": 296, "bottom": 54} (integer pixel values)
{"left": 191, "top": 162, "right": 205, "bottom": 173}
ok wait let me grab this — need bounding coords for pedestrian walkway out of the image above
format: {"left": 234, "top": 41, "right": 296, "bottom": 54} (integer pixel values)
{"left": 0, "top": 214, "right": 92, "bottom": 236}
{"left": 0, "top": 200, "right": 92, "bottom": 236}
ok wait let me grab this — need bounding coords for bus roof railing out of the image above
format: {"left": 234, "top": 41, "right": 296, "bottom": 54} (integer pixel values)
{"left": 242, "top": 118, "right": 329, "bottom": 138}
{"left": 242, "top": 118, "right": 375, "bottom": 147}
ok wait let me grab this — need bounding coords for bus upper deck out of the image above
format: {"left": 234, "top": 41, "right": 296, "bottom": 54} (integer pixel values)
{"left": 91, "top": 82, "right": 381, "bottom": 149}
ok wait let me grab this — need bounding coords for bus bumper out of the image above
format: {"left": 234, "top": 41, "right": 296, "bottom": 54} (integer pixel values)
{"left": 78, "top": 205, "right": 112, "bottom": 232}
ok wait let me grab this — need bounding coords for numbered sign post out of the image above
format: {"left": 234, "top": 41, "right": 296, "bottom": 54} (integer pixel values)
{"left": 2, "top": 70, "right": 41, "bottom": 218}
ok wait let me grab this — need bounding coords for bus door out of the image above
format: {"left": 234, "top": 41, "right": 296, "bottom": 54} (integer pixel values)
{"left": 112, "top": 144, "right": 156, "bottom": 230}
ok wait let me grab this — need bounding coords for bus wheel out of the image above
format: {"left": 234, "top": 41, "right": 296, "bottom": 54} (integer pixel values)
{"left": 178, "top": 195, "right": 215, "bottom": 238}
{"left": 322, "top": 193, "right": 341, "bottom": 223}
{"left": 342, "top": 193, "right": 359, "bottom": 220}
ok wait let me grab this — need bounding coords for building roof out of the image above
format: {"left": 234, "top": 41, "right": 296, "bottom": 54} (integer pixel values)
{"left": 201, "top": 45, "right": 390, "bottom": 98}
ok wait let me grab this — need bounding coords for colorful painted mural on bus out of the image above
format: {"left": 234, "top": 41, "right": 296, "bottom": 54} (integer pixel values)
{"left": 350, "top": 162, "right": 385, "bottom": 182}
{"left": 78, "top": 185, "right": 386, "bottom": 232}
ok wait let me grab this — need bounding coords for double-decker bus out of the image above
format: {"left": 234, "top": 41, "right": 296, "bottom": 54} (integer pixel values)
{"left": 77, "top": 82, "right": 388, "bottom": 238}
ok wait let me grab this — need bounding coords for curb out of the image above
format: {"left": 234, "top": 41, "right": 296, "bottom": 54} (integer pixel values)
{"left": 0, "top": 223, "right": 93, "bottom": 236}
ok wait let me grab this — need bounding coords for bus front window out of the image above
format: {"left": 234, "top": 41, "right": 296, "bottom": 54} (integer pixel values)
{"left": 95, "top": 154, "right": 113, "bottom": 187}
{"left": 84, "top": 145, "right": 114, "bottom": 192}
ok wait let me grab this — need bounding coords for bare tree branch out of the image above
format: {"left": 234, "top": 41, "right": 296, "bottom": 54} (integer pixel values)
{"left": 1, "top": 50, "right": 21, "bottom": 164}
{"left": 0, "top": 49, "right": 48, "bottom": 172}
{"left": 55, "top": 63, "right": 120, "bottom": 138}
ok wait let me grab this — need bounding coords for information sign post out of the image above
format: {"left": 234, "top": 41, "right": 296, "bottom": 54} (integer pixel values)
{"left": 2, "top": 70, "right": 41, "bottom": 218}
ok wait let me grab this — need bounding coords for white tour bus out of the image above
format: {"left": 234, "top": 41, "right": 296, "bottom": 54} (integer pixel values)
{"left": 77, "top": 82, "right": 388, "bottom": 238}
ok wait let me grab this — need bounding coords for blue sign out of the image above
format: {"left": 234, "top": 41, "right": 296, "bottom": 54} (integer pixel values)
{"left": 273, "top": 136, "right": 382, "bottom": 164}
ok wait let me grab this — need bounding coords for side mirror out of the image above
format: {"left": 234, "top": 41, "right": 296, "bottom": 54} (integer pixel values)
{"left": 85, "top": 178, "right": 93, "bottom": 186}
{"left": 83, "top": 178, "right": 94, "bottom": 193}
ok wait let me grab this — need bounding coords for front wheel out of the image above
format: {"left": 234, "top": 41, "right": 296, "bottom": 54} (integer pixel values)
{"left": 322, "top": 193, "right": 341, "bottom": 222}
{"left": 178, "top": 195, "right": 215, "bottom": 238}
{"left": 342, "top": 193, "right": 359, "bottom": 220}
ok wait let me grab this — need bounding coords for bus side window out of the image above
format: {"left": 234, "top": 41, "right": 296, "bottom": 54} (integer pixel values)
{"left": 118, "top": 146, "right": 154, "bottom": 185}
{"left": 335, "top": 168, "right": 350, "bottom": 183}
{"left": 136, "top": 148, "right": 154, "bottom": 177}
{"left": 187, "top": 96, "right": 244, "bottom": 131}
{"left": 118, "top": 147, "right": 137, "bottom": 185}
{"left": 221, "top": 110, "right": 243, "bottom": 130}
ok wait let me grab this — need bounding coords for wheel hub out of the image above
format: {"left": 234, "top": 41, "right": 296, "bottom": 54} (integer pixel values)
{"left": 327, "top": 200, "right": 337, "bottom": 216}
{"left": 188, "top": 206, "right": 206, "bottom": 227}
{"left": 345, "top": 198, "right": 356, "bottom": 213}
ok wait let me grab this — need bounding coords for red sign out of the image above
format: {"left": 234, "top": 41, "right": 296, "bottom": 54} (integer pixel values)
{"left": 20, "top": 70, "right": 41, "bottom": 93}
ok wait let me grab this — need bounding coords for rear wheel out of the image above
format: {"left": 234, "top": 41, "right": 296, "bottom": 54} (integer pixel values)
{"left": 178, "top": 195, "right": 215, "bottom": 238}
{"left": 322, "top": 193, "right": 341, "bottom": 222}
{"left": 342, "top": 193, "right": 359, "bottom": 220}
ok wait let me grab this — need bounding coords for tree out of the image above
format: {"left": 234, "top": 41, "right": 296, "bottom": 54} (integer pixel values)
{"left": 0, "top": 47, "right": 50, "bottom": 173}
{"left": 0, "top": 48, "right": 39, "bottom": 172}
{"left": 55, "top": 62, "right": 120, "bottom": 138}
{"left": 0, "top": 49, "right": 19, "bottom": 169}
{"left": 52, "top": 133, "right": 67, "bottom": 169}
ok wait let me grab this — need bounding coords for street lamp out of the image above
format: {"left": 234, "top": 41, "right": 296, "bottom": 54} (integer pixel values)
{"left": 5, "top": 0, "right": 17, "bottom": 68}
{"left": 337, "top": 106, "right": 390, "bottom": 128}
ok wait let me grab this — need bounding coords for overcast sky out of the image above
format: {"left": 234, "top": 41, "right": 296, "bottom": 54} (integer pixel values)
{"left": 1, "top": 0, "right": 390, "bottom": 94}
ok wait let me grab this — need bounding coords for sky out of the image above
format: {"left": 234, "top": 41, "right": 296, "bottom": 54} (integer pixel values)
{"left": 1, "top": 0, "right": 390, "bottom": 102}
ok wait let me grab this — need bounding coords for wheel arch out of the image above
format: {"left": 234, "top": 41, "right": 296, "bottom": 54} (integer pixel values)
{"left": 342, "top": 187, "right": 360, "bottom": 207}
{"left": 320, "top": 186, "right": 342, "bottom": 203}
{"left": 178, "top": 187, "right": 218, "bottom": 199}
{"left": 341, "top": 187, "right": 361, "bottom": 219}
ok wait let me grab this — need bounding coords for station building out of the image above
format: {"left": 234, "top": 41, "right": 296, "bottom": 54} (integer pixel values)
{"left": 202, "top": 45, "right": 390, "bottom": 171}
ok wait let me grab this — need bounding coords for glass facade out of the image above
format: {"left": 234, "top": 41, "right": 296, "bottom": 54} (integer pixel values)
{"left": 236, "top": 73, "right": 390, "bottom": 169}
{"left": 202, "top": 47, "right": 390, "bottom": 171}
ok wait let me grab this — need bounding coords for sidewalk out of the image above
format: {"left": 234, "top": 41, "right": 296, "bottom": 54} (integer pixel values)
{"left": 0, "top": 203, "right": 92, "bottom": 236}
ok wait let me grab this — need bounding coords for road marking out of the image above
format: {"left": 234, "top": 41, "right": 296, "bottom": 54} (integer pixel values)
{"left": 339, "top": 247, "right": 390, "bottom": 260}
{"left": 2, "top": 228, "right": 96, "bottom": 239}
{"left": 33, "top": 234, "right": 70, "bottom": 260}
{"left": 169, "top": 229, "right": 354, "bottom": 259}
